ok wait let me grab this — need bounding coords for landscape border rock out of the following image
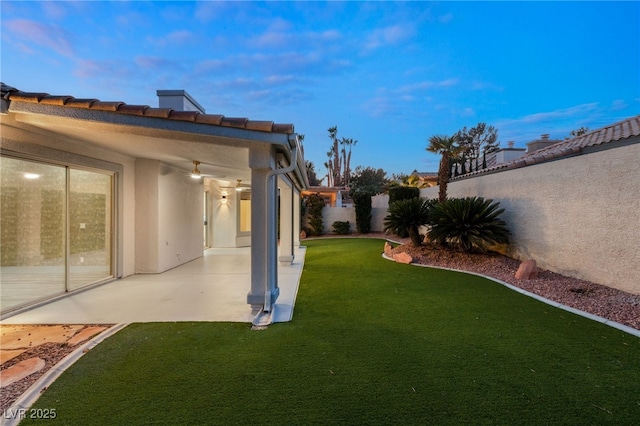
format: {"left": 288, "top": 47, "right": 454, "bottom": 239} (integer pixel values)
{"left": 515, "top": 259, "right": 539, "bottom": 280}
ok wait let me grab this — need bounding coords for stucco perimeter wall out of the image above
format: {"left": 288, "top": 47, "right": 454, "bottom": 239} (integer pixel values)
{"left": 420, "top": 143, "right": 640, "bottom": 294}
{"left": 318, "top": 207, "right": 387, "bottom": 234}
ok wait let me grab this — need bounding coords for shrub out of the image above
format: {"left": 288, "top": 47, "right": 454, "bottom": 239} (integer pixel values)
{"left": 305, "top": 193, "right": 325, "bottom": 236}
{"left": 352, "top": 192, "right": 372, "bottom": 234}
{"left": 332, "top": 221, "right": 350, "bottom": 235}
{"left": 388, "top": 186, "right": 420, "bottom": 205}
{"left": 384, "top": 197, "right": 435, "bottom": 246}
{"left": 427, "top": 196, "right": 510, "bottom": 252}
{"left": 388, "top": 186, "right": 420, "bottom": 237}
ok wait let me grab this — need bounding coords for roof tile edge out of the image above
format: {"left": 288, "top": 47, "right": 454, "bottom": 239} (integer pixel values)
{"left": 2, "top": 84, "right": 295, "bottom": 135}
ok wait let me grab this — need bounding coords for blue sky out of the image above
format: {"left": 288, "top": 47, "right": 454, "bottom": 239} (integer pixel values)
{"left": 2, "top": 1, "right": 639, "bottom": 177}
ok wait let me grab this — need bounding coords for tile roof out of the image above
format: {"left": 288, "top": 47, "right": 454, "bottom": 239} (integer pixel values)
{"left": 1, "top": 83, "right": 294, "bottom": 135}
{"left": 452, "top": 115, "right": 640, "bottom": 179}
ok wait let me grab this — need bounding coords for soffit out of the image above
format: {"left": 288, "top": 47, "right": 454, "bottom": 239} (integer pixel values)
{"left": 1, "top": 85, "right": 297, "bottom": 183}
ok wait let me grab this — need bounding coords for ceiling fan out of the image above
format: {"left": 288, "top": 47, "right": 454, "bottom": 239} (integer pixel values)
{"left": 234, "top": 179, "right": 251, "bottom": 191}
{"left": 189, "top": 161, "right": 225, "bottom": 180}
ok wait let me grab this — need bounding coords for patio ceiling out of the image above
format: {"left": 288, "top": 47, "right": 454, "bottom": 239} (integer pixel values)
{"left": 9, "top": 108, "right": 254, "bottom": 183}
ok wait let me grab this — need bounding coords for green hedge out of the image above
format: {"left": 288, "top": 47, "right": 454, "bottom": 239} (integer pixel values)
{"left": 388, "top": 186, "right": 419, "bottom": 204}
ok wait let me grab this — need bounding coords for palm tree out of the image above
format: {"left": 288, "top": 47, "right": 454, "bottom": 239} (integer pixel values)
{"left": 327, "top": 126, "right": 342, "bottom": 186}
{"left": 384, "top": 198, "right": 434, "bottom": 246}
{"left": 427, "top": 197, "right": 510, "bottom": 252}
{"left": 426, "top": 135, "right": 461, "bottom": 202}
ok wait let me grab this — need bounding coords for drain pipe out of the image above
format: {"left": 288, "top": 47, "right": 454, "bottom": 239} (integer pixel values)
{"left": 263, "top": 141, "right": 299, "bottom": 314}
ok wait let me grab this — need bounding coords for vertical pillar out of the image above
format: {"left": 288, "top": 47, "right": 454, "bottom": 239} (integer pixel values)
{"left": 293, "top": 188, "right": 301, "bottom": 247}
{"left": 246, "top": 145, "right": 279, "bottom": 311}
{"left": 278, "top": 176, "right": 294, "bottom": 265}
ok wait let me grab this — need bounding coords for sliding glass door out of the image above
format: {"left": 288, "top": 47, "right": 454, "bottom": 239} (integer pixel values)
{"left": 0, "top": 156, "right": 114, "bottom": 312}
{"left": 68, "top": 168, "right": 113, "bottom": 291}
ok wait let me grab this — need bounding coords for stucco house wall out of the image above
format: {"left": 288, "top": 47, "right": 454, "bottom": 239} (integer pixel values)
{"left": 420, "top": 142, "right": 640, "bottom": 294}
{"left": 134, "top": 159, "right": 204, "bottom": 273}
{"left": 204, "top": 180, "right": 234, "bottom": 248}
{"left": 158, "top": 164, "right": 203, "bottom": 272}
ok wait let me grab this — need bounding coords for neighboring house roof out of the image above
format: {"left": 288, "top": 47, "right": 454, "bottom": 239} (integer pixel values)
{"left": 413, "top": 172, "right": 438, "bottom": 178}
{"left": 452, "top": 115, "right": 640, "bottom": 180}
{"left": 0, "top": 83, "right": 294, "bottom": 134}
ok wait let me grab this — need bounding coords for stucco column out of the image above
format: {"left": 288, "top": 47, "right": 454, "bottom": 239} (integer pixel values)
{"left": 247, "top": 145, "right": 279, "bottom": 311}
{"left": 278, "top": 176, "right": 294, "bottom": 265}
{"left": 293, "top": 187, "right": 301, "bottom": 247}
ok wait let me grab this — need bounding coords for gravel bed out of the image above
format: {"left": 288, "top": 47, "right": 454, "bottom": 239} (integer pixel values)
{"left": 1, "top": 325, "right": 113, "bottom": 412}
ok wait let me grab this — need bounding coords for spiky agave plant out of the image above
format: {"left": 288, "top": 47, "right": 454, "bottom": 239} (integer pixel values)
{"left": 427, "top": 196, "right": 510, "bottom": 252}
{"left": 384, "top": 198, "right": 435, "bottom": 246}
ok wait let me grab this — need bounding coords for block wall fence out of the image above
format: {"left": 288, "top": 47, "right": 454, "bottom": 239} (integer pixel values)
{"left": 420, "top": 142, "right": 640, "bottom": 295}
{"left": 303, "top": 141, "right": 639, "bottom": 295}
{"left": 304, "top": 206, "right": 388, "bottom": 235}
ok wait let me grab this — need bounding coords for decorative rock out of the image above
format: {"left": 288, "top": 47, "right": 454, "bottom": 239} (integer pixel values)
{"left": 300, "top": 230, "right": 307, "bottom": 239}
{"left": 0, "top": 325, "right": 83, "bottom": 350}
{"left": 1, "top": 349, "right": 26, "bottom": 364}
{"left": 0, "top": 357, "right": 45, "bottom": 388}
{"left": 393, "top": 252, "right": 413, "bottom": 264}
{"left": 68, "top": 326, "right": 107, "bottom": 346}
{"left": 515, "top": 259, "right": 538, "bottom": 280}
{"left": 384, "top": 242, "right": 393, "bottom": 257}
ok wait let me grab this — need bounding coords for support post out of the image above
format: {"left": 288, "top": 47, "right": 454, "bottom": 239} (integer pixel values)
{"left": 293, "top": 187, "right": 301, "bottom": 247}
{"left": 246, "top": 145, "right": 279, "bottom": 311}
{"left": 278, "top": 176, "right": 294, "bottom": 265}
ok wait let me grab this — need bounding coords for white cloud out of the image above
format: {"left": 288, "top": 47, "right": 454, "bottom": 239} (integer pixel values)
{"left": 194, "top": 59, "right": 233, "bottom": 76}
{"left": 362, "top": 95, "right": 396, "bottom": 118}
{"left": 264, "top": 75, "right": 297, "bottom": 85}
{"left": 610, "top": 99, "right": 628, "bottom": 111}
{"left": 266, "top": 17, "right": 293, "bottom": 32}
{"left": 135, "top": 56, "right": 184, "bottom": 71}
{"left": 147, "top": 30, "right": 194, "bottom": 48}
{"left": 495, "top": 102, "right": 613, "bottom": 143}
{"left": 471, "top": 81, "right": 504, "bottom": 91}
{"left": 5, "top": 19, "right": 75, "bottom": 57}
{"left": 397, "top": 79, "right": 459, "bottom": 94}
{"left": 317, "top": 30, "right": 342, "bottom": 41}
{"left": 194, "top": 2, "right": 230, "bottom": 23}
{"left": 251, "top": 31, "right": 292, "bottom": 49}
{"left": 517, "top": 103, "right": 600, "bottom": 125}
{"left": 248, "top": 26, "right": 343, "bottom": 50}
{"left": 364, "top": 24, "right": 416, "bottom": 52}
{"left": 166, "top": 30, "right": 194, "bottom": 45}
{"left": 42, "top": 2, "right": 67, "bottom": 20}
{"left": 461, "top": 107, "right": 475, "bottom": 117}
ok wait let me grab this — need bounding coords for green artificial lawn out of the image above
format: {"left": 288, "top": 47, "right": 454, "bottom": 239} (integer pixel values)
{"left": 22, "top": 239, "right": 640, "bottom": 425}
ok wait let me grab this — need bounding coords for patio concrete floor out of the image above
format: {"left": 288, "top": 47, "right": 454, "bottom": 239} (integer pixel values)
{"left": 0, "top": 246, "right": 306, "bottom": 325}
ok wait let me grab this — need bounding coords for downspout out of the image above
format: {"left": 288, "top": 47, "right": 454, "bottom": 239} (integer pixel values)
{"left": 263, "top": 140, "right": 298, "bottom": 313}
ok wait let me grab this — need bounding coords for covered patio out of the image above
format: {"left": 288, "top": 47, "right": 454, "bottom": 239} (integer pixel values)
{"left": 1, "top": 85, "right": 309, "bottom": 321}
{"left": 1, "top": 246, "right": 306, "bottom": 325}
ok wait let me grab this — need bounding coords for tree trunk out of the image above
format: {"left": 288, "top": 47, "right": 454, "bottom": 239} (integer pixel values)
{"left": 409, "top": 226, "right": 422, "bottom": 247}
{"left": 438, "top": 154, "right": 450, "bottom": 202}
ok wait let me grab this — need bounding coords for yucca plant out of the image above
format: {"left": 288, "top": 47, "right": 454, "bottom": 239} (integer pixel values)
{"left": 384, "top": 198, "right": 435, "bottom": 246}
{"left": 427, "top": 196, "right": 510, "bottom": 252}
